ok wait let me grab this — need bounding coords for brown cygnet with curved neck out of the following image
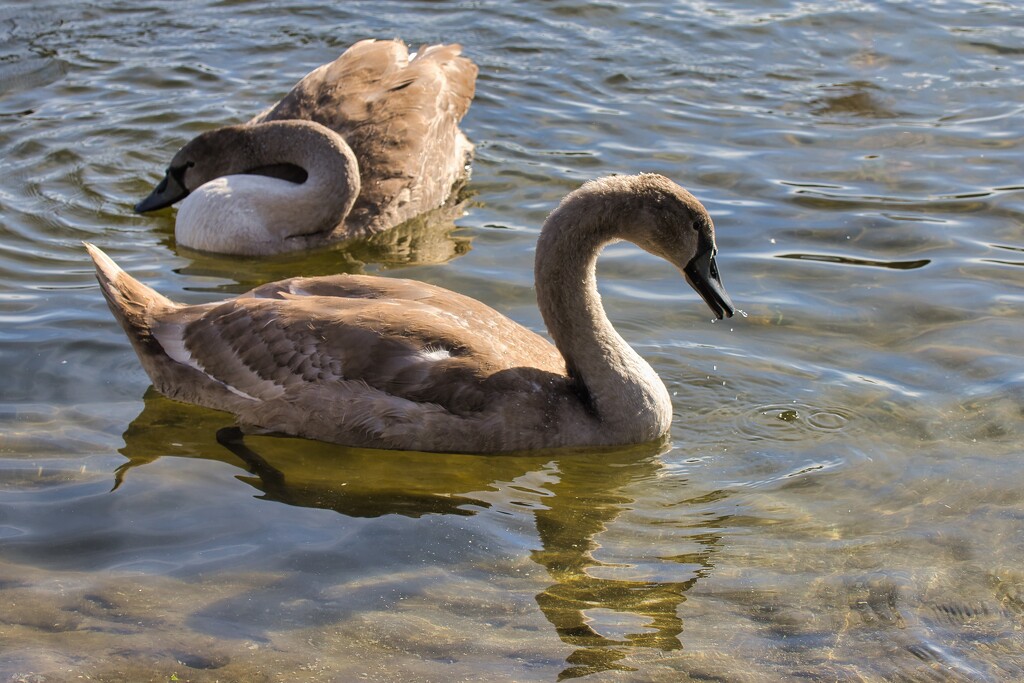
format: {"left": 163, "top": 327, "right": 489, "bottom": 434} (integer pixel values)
{"left": 91, "top": 174, "right": 735, "bottom": 453}
{"left": 135, "top": 39, "right": 477, "bottom": 256}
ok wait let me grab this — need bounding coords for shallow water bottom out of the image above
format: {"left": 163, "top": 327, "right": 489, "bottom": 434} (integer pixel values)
{"left": 6, "top": 557, "right": 1024, "bottom": 682}
{"left": 3, "top": 418, "right": 1024, "bottom": 682}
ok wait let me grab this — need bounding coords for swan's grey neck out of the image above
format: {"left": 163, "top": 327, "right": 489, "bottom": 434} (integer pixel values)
{"left": 176, "top": 121, "right": 360, "bottom": 254}
{"left": 236, "top": 121, "right": 360, "bottom": 237}
{"left": 534, "top": 186, "right": 672, "bottom": 440}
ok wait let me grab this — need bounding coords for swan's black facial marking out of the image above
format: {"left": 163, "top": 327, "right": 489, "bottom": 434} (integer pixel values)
{"left": 135, "top": 160, "right": 193, "bottom": 213}
{"left": 684, "top": 243, "right": 735, "bottom": 320}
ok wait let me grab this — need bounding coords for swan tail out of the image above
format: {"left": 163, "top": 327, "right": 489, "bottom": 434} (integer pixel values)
{"left": 85, "top": 242, "right": 186, "bottom": 386}
{"left": 86, "top": 243, "right": 258, "bottom": 411}
{"left": 86, "top": 243, "right": 176, "bottom": 328}
{"left": 414, "top": 43, "right": 477, "bottom": 121}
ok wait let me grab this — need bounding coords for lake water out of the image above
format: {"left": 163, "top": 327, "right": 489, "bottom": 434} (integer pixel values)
{"left": 2, "top": 1, "right": 1023, "bottom": 680}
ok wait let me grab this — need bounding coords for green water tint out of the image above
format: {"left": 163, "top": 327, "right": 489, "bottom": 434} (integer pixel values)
{"left": 2, "top": 0, "right": 1023, "bottom": 679}
{"left": 113, "top": 391, "right": 711, "bottom": 679}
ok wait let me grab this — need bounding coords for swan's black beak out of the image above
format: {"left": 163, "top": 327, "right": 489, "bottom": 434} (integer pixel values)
{"left": 135, "top": 166, "right": 190, "bottom": 213}
{"left": 684, "top": 247, "right": 735, "bottom": 320}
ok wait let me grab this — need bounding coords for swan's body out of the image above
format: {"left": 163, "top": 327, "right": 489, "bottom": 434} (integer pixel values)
{"left": 135, "top": 39, "right": 477, "bottom": 255}
{"left": 94, "top": 174, "right": 735, "bottom": 453}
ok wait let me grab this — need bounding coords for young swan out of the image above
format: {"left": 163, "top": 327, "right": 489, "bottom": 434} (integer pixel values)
{"left": 134, "top": 39, "right": 477, "bottom": 256}
{"left": 92, "top": 174, "right": 735, "bottom": 453}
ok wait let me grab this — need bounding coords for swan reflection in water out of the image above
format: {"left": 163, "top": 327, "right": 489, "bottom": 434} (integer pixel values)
{"left": 117, "top": 391, "right": 723, "bottom": 678}
{"left": 151, "top": 189, "right": 474, "bottom": 295}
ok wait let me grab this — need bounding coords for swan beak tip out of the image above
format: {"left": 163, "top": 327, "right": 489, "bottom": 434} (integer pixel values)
{"left": 135, "top": 169, "right": 188, "bottom": 214}
{"left": 684, "top": 249, "right": 735, "bottom": 320}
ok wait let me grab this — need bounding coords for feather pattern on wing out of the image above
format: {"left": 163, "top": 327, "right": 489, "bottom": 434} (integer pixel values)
{"left": 251, "top": 40, "right": 477, "bottom": 234}
{"left": 155, "top": 275, "right": 565, "bottom": 421}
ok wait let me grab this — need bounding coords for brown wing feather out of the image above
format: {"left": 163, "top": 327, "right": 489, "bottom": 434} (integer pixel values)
{"left": 168, "top": 274, "right": 564, "bottom": 417}
{"left": 251, "top": 39, "right": 477, "bottom": 232}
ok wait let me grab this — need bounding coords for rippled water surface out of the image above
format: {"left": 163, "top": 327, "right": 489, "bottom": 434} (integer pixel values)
{"left": 2, "top": 1, "right": 1023, "bottom": 680}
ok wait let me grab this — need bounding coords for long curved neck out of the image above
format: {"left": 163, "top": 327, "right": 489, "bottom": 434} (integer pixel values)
{"left": 177, "top": 121, "right": 360, "bottom": 254}
{"left": 534, "top": 197, "right": 672, "bottom": 440}
{"left": 236, "top": 121, "right": 360, "bottom": 238}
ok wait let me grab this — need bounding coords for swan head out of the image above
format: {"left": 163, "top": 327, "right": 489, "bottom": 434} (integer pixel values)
{"left": 554, "top": 173, "right": 736, "bottom": 319}
{"left": 134, "top": 123, "right": 313, "bottom": 214}
{"left": 628, "top": 174, "right": 734, "bottom": 319}
{"left": 135, "top": 125, "right": 251, "bottom": 213}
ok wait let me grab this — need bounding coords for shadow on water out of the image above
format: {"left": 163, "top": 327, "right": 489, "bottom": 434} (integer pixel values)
{"left": 118, "top": 390, "right": 721, "bottom": 678}
{"left": 776, "top": 252, "right": 931, "bottom": 270}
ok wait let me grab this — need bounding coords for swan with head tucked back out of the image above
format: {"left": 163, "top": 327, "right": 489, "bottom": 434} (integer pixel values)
{"left": 91, "top": 174, "right": 735, "bottom": 453}
{"left": 134, "top": 39, "right": 477, "bottom": 256}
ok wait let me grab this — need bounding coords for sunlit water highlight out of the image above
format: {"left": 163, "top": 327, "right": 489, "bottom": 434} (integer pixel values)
{"left": 1, "top": 1, "right": 1023, "bottom": 680}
